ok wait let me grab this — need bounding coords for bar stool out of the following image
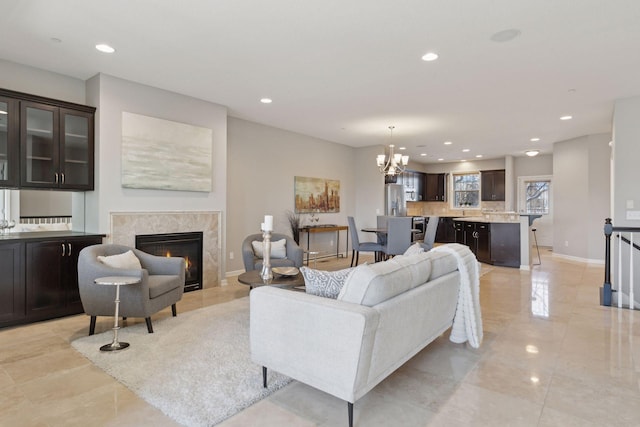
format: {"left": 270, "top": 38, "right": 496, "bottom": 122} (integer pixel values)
{"left": 532, "top": 228, "right": 541, "bottom": 265}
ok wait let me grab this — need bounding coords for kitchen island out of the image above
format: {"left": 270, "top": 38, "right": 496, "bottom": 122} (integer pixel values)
{"left": 453, "top": 216, "right": 523, "bottom": 268}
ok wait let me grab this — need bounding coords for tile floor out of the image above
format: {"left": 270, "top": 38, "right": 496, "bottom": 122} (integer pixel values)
{"left": 2, "top": 249, "right": 639, "bottom": 426}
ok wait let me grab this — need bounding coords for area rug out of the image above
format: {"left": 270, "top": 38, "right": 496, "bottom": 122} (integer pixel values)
{"left": 71, "top": 297, "right": 291, "bottom": 427}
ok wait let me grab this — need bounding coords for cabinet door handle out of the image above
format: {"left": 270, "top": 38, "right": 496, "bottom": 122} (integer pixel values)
{"left": 55, "top": 172, "right": 59, "bottom": 184}
{"left": 61, "top": 243, "right": 66, "bottom": 256}
{"left": 61, "top": 173, "right": 65, "bottom": 184}
{"left": 68, "top": 243, "right": 72, "bottom": 257}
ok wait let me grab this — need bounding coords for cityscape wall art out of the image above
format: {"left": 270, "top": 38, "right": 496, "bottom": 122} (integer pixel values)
{"left": 294, "top": 176, "right": 340, "bottom": 213}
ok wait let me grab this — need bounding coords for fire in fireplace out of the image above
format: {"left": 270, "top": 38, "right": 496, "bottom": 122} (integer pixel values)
{"left": 135, "top": 232, "right": 203, "bottom": 292}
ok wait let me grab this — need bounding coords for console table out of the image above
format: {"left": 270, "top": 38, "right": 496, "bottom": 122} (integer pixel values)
{"left": 299, "top": 225, "right": 348, "bottom": 265}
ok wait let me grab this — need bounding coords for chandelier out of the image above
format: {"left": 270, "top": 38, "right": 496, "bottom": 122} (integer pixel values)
{"left": 376, "top": 126, "right": 409, "bottom": 175}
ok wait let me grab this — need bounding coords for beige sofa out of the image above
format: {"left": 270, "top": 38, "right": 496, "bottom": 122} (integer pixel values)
{"left": 250, "top": 248, "right": 468, "bottom": 427}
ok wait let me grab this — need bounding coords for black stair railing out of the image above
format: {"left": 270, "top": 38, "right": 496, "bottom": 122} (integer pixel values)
{"left": 602, "top": 218, "right": 640, "bottom": 307}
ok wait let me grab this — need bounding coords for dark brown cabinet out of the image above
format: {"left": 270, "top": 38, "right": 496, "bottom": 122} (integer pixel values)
{"left": 425, "top": 173, "right": 447, "bottom": 201}
{"left": 481, "top": 169, "right": 505, "bottom": 201}
{"left": 435, "top": 217, "right": 456, "bottom": 243}
{"left": 0, "top": 96, "right": 19, "bottom": 187}
{"left": 490, "top": 223, "right": 520, "bottom": 267}
{"left": 0, "top": 88, "right": 95, "bottom": 191}
{"left": 0, "top": 242, "right": 25, "bottom": 325}
{"left": 25, "top": 236, "right": 101, "bottom": 321}
{"left": 0, "top": 233, "right": 103, "bottom": 328}
{"left": 462, "top": 222, "right": 491, "bottom": 263}
{"left": 454, "top": 220, "right": 520, "bottom": 267}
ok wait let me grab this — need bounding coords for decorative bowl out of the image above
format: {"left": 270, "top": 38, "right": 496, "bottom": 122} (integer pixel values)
{"left": 272, "top": 267, "right": 299, "bottom": 277}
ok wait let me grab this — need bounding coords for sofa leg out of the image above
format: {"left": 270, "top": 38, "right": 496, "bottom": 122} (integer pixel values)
{"left": 89, "top": 316, "right": 96, "bottom": 336}
{"left": 171, "top": 303, "right": 177, "bottom": 317}
{"left": 348, "top": 402, "right": 354, "bottom": 427}
{"left": 145, "top": 317, "right": 154, "bottom": 333}
{"left": 262, "top": 366, "right": 267, "bottom": 388}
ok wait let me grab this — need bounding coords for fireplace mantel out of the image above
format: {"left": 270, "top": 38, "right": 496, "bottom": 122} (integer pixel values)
{"left": 109, "top": 211, "right": 220, "bottom": 288}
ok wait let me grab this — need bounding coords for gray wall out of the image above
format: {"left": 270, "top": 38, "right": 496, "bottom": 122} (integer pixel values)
{"left": 553, "top": 134, "right": 610, "bottom": 261}
{"left": 612, "top": 96, "right": 640, "bottom": 226}
{"left": 226, "top": 117, "right": 361, "bottom": 273}
{"left": 0, "top": 59, "right": 85, "bottom": 103}
{"left": 84, "top": 73, "right": 227, "bottom": 232}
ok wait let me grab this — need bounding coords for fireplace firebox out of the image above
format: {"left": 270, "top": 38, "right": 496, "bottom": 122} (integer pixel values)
{"left": 135, "top": 232, "right": 203, "bottom": 292}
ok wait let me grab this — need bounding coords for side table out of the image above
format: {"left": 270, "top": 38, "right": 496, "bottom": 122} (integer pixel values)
{"left": 238, "top": 270, "right": 305, "bottom": 290}
{"left": 94, "top": 276, "right": 141, "bottom": 352}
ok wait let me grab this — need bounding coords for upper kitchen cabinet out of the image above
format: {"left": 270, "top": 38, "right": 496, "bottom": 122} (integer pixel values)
{"left": 425, "top": 173, "right": 447, "bottom": 201}
{"left": 21, "top": 102, "right": 94, "bottom": 190}
{"left": 0, "top": 89, "right": 95, "bottom": 191}
{"left": 0, "top": 96, "right": 19, "bottom": 187}
{"left": 481, "top": 169, "right": 505, "bottom": 201}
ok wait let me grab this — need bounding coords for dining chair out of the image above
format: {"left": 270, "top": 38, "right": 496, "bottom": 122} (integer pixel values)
{"left": 347, "top": 216, "right": 384, "bottom": 267}
{"left": 382, "top": 216, "right": 412, "bottom": 258}
{"left": 421, "top": 216, "right": 440, "bottom": 251}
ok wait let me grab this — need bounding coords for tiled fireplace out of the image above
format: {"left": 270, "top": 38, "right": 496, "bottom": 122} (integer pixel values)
{"left": 109, "top": 211, "right": 220, "bottom": 288}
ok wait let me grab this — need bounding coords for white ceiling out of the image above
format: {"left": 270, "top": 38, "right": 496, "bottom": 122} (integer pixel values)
{"left": 1, "top": 0, "right": 639, "bottom": 164}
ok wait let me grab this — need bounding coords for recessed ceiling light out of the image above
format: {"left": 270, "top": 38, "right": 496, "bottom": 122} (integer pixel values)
{"left": 490, "top": 28, "right": 521, "bottom": 43}
{"left": 525, "top": 150, "right": 540, "bottom": 157}
{"left": 399, "top": 147, "right": 406, "bottom": 150}
{"left": 421, "top": 52, "right": 439, "bottom": 61}
{"left": 438, "top": 158, "right": 444, "bottom": 161}
{"left": 260, "top": 98, "right": 272, "bottom": 104}
{"left": 95, "top": 43, "right": 115, "bottom": 53}
{"left": 475, "top": 154, "right": 483, "bottom": 158}
{"left": 560, "top": 115, "right": 572, "bottom": 120}
{"left": 444, "top": 141, "right": 452, "bottom": 145}
{"left": 530, "top": 137, "right": 540, "bottom": 142}
{"left": 420, "top": 153, "right": 427, "bottom": 157}
{"left": 462, "top": 148, "right": 470, "bottom": 153}
{"left": 460, "top": 159, "right": 467, "bottom": 162}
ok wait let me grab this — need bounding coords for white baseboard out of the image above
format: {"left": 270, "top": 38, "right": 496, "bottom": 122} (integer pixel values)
{"left": 551, "top": 252, "right": 605, "bottom": 265}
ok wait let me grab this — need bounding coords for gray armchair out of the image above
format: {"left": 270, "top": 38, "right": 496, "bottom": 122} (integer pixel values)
{"left": 242, "top": 233, "right": 303, "bottom": 271}
{"left": 77, "top": 244, "right": 185, "bottom": 335}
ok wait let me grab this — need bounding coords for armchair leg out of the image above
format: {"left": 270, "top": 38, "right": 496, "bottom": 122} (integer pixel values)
{"left": 348, "top": 402, "right": 354, "bottom": 427}
{"left": 262, "top": 366, "right": 267, "bottom": 388}
{"left": 145, "top": 317, "right": 154, "bottom": 333}
{"left": 351, "top": 249, "right": 356, "bottom": 267}
{"left": 171, "top": 303, "right": 177, "bottom": 317}
{"left": 89, "top": 316, "right": 96, "bottom": 336}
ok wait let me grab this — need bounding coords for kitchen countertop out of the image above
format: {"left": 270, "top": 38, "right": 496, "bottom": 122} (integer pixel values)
{"left": 452, "top": 216, "right": 520, "bottom": 224}
{"left": 0, "top": 231, "right": 106, "bottom": 242}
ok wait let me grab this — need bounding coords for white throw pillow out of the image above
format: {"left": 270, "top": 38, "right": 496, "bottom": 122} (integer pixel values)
{"left": 251, "top": 239, "right": 287, "bottom": 259}
{"left": 301, "top": 266, "right": 356, "bottom": 299}
{"left": 98, "top": 250, "right": 142, "bottom": 270}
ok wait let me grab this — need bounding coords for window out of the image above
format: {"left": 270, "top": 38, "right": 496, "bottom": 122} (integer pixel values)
{"left": 452, "top": 172, "right": 480, "bottom": 208}
{"left": 524, "top": 180, "right": 550, "bottom": 214}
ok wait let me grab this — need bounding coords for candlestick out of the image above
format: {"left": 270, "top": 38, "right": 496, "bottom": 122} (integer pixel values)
{"left": 264, "top": 215, "right": 273, "bottom": 231}
{"left": 260, "top": 229, "right": 273, "bottom": 282}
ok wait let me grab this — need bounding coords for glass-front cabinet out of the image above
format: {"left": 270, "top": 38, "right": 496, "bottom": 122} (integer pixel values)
{"left": 21, "top": 103, "right": 93, "bottom": 190}
{"left": 0, "top": 88, "right": 97, "bottom": 191}
{"left": 0, "top": 96, "right": 19, "bottom": 187}
{"left": 21, "top": 102, "right": 58, "bottom": 188}
{"left": 60, "top": 109, "right": 93, "bottom": 189}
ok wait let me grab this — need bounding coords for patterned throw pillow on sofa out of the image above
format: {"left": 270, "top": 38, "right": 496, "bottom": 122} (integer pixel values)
{"left": 301, "top": 266, "right": 356, "bottom": 299}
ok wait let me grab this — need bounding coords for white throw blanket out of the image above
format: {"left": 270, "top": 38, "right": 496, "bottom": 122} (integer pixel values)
{"left": 432, "top": 243, "right": 483, "bottom": 348}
